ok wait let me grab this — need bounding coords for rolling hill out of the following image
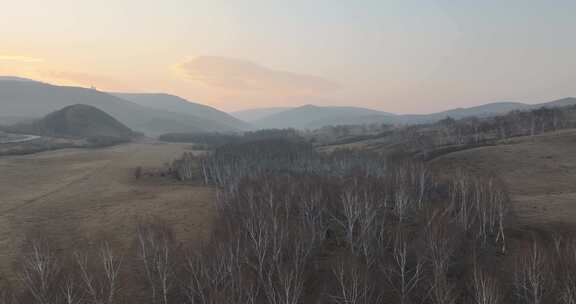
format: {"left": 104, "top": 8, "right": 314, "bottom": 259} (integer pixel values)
{"left": 0, "top": 79, "right": 243, "bottom": 135}
{"left": 431, "top": 129, "right": 576, "bottom": 226}
{"left": 3, "top": 76, "right": 573, "bottom": 132}
{"left": 250, "top": 98, "right": 576, "bottom": 129}
{"left": 113, "top": 93, "right": 250, "bottom": 130}
{"left": 231, "top": 107, "right": 292, "bottom": 122}
{"left": 401, "top": 98, "right": 576, "bottom": 123}
{"left": 400, "top": 101, "right": 531, "bottom": 123}
{"left": 11, "top": 104, "right": 136, "bottom": 138}
{"left": 541, "top": 97, "right": 576, "bottom": 108}
{"left": 1, "top": 104, "right": 138, "bottom": 152}
{"left": 252, "top": 105, "right": 395, "bottom": 129}
{"left": 0, "top": 76, "right": 40, "bottom": 83}
{"left": 249, "top": 103, "right": 533, "bottom": 129}
{"left": 33, "top": 104, "right": 134, "bottom": 138}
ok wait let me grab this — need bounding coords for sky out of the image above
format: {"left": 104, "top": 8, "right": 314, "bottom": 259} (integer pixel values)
{"left": 1, "top": 0, "right": 575, "bottom": 113}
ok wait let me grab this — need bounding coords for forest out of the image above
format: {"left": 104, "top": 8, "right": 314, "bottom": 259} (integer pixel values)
{"left": 2, "top": 1, "right": 575, "bottom": 302}
{"left": 3, "top": 105, "right": 576, "bottom": 303}
{"left": 4, "top": 133, "right": 575, "bottom": 304}
{"left": 161, "top": 105, "right": 576, "bottom": 161}
{"left": 312, "top": 105, "right": 576, "bottom": 161}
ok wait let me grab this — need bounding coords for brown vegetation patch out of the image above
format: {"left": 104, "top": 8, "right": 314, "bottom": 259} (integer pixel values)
{"left": 432, "top": 129, "right": 576, "bottom": 227}
{"left": 0, "top": 142, "right": 216, "bottom": 278}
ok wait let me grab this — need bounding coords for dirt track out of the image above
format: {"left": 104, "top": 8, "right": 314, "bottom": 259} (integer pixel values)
{"left": 0, "top": 142, "right": 215, "bottom": 276}
{"left": 0, "top": 134, "right": 40, "bottom": 144}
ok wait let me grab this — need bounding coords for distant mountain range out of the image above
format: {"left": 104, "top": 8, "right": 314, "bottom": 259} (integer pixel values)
{"left": 244, "top": 98, "right": 576, "bottom": 129}
{"left": 1, "top": 76, "right": 574, "bottom": 133}
{"left": 0, "top": 76, "right": 41, "bottom": 83}
{"left": 231, "top": 107, "right": 292, "bottom": 122}
{"left": 113, "top": 93, "right": 249, "bottom": 130}
{"left": 251, "top": 105, "right": 394, "bottom": 129}
{"left": 0, "top": 78, "right": 246, "bottom": 135}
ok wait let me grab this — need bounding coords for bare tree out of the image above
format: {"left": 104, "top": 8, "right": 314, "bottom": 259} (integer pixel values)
{"left": 136, "top": 220, "right": 176, "bottom": 304}
{"left": 62, "top": 276, "right": 83, "bottom": 304}
{"left": 425, "top": 214, "right": 460, "bottom": 304}
{"left": 20, "top": 238, "right": 61, "bottom": 304}
{"left": 381, "top": 227, "right": 423, "bottom": 304}
{"left": 560, "top": 272, "right": 576, "bottom": 304}
{"left": 470, "top": 250, "right": 502, "bottom": 304}
{"left": 554, "top": 233, "right": 576, "bottom": 304}
{"left": 513, "top": 238, "right": 550, "bottom": 304}
{"left": 184, "top": 239, "right": 248, "bottom": 304}
{"left": 329, "top": 257, "right": 381, "bottom": 304}
{"left": 75, "top": 242, "right": 122, "bottom": 304}
{"left": 0, "top": 281, "right": 19, "bottom": 304}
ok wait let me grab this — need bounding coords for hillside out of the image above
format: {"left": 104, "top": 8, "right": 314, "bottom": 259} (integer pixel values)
{"left": 543, "top": 97, "right": 576, "bottom": 108}
{"left": 432, "top": 129, "right": 576, "bottom": 227}
{"left": 400, "top": 101, "right": 530, "bottom": 123}
{"left": 0, "top": 104, "right": 138, "bottom": 154}
{"left": 402, "top": 98, "right": 576, "bottom": 123}
{"left": 14, "top": 104, "right": 135, "bottom": 138}
{"left": 253, "top": 105, "right": 395, "bottom": 129}
{"left": 231, "top": 107, "right": 292, "bottom": 122}
{"left": 249, "top": 98, "right": 576, "bottom": 129}
{"left": 313, "top": 102, "right": 576, "bottom": 226}
{"left": 247, "top": 102, "right": 534, "bottom": 129}
{"left": 0, "top": 76, "right": 40, "bottom": 83}
{"left": 113, "top": 93, "right": 250, "bottom": 130}
{"left": 0, "top": 80, "right": 241, "bottom": 135}
{"left": 0, "top": 142, "right": 215, "bottom": 281}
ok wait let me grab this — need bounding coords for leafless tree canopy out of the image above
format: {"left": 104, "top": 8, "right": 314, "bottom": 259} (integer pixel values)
{"left": 6, "top": 137, "right": 576, "bottom": 303}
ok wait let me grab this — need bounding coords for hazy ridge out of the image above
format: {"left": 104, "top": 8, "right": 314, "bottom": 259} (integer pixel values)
{"left": 248, "top": 98, "right": 576, "bottom": 129}
{"left": 0, "top": 79, "right": 245, "bottom": 135}
{"left": 2, "top": 76, "right": 575, "bottom": 133}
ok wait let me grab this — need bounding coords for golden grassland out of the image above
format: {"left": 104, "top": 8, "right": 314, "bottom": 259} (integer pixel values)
{"left": 0, "top": 142, "right": 215, "bottom": 277}
{"left": 1, "top": 129, "right": 576, "bottom": 280}
{"left": 432, "top": 129, "right": 576, "bottom": 227}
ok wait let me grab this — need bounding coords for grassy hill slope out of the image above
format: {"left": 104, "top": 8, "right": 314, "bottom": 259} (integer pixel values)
{"left": 253, "top": 105, "right": 395, "bottom": 129}
{"left": 2, "top": 104, "right": 137, "bottom": 150}
{"left": 29, "top": 104, "right": 135, "bottom": 138}
{"left": 432, "top": 129, "right": 576, "bottom": 226}
{"left": 0, "top": 80, "right": 240, "bottom": 135}
{"left": 113, "top": 93, "right": 250, "bottom": 130}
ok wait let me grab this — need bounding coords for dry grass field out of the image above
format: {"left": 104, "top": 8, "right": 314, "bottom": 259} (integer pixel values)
{"left": 432, "top": 129, "right": 576, "bottom": 228}
{"left": 0, "top": 142, "right": 215, "bottom": 277}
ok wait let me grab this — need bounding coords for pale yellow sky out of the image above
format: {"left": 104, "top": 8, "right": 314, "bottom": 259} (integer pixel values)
{"left": 1, "top": 0, "right": 575, "bottom": 113}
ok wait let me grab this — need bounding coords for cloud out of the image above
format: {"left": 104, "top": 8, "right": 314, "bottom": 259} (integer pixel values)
{"left": 175, "top": 56, "right": 340, "bottom": 95}
{"left": 0, "top": 55, "right": 44, "bottom": 63}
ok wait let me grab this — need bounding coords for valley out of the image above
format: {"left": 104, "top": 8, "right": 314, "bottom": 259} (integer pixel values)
{"left": 2, "top": 2, "right": 574, "bottom": 302}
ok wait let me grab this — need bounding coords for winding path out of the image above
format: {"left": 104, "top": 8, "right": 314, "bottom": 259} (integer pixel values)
{"left": 0, "top": 134, "right": 41, "bottom": 144}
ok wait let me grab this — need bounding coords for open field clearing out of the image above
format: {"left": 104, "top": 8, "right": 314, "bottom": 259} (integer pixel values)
{"left": 0, "top": 142, "right": 215, "bottom": 277}
{"left": 433, "top": 129, "right": 576, "bottom": 227}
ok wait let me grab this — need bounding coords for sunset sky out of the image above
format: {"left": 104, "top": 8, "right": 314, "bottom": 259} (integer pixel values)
{"left": 1, "top": 0, "right": 575, "bottom": 113}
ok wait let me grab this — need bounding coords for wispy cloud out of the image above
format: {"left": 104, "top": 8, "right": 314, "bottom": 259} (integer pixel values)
{"left": 175, "top": 56, "right": 340, "bottom": 95}
{"left": 0, "top": 55, "right": 44, "bottom": 63}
